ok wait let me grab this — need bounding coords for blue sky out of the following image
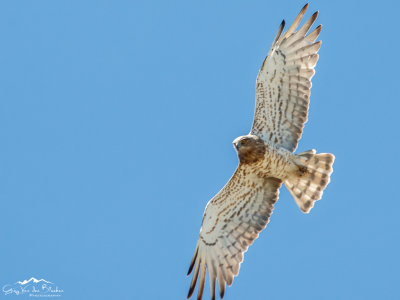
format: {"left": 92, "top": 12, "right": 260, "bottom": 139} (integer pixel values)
{"left": 1, "top": 0, "right": 399, "bottom": 299}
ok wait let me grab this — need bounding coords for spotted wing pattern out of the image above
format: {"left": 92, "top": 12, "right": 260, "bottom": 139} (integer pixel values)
{"left": 187, "top": 166, "right": 282, "bottom": 299}
{"left": 251, "top": 4, "right": 321, "bottom": 152}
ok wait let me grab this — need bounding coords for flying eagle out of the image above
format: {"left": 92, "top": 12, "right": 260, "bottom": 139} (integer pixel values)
{"left": 187, "top": 4, "right": 334, "bottom": 300}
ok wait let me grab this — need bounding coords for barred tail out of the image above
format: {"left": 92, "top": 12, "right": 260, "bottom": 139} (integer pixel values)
{"left": 284, "top": 150, "right": 335, "bottom": 213}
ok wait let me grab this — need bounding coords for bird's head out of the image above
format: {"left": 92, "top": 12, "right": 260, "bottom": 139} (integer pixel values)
{"left": 233, "top": 135, "right": 266, "bottom": 164}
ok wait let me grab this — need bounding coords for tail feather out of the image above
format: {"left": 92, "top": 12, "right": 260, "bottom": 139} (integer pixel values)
{"left": 285, "top": 150, "right": 335, "bottom": 213}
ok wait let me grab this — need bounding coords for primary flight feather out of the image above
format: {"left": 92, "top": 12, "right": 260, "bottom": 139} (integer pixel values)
{"left": 187, "top": 4, "right": 335, "bottom": 300}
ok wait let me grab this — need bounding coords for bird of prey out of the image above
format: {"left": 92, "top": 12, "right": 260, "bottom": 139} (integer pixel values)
{"left": 187, "top": 4, "right": 334, "bottom": 300}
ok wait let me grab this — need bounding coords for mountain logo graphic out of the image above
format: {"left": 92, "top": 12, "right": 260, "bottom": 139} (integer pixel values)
{"left": 2, "top": 277, "right": 64, "bottom": 297}
{"left": 16, "top": 277, "right": 53, "bottom": 285}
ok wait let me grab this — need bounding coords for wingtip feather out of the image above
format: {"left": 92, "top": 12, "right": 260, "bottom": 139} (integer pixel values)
{"left": 197, "top": 263, "right": 206, "bottom": 300}
{"left": 271, "top": 19, "right": 285, "bottom": 46}
{"left": 299, "top": 3, "right": 309, "bottom": 17}
{"left": 279, "top": 3, "right": 309, "bottom": 42}
{"left": 187, "top": 258, "right": 201, "bottom": 299}
{"left": 187, "top": 247, "right": 199, "bottom": 276}
{"left": 305, "top": 24, "right": 322, "bottom": 43}
{"left": 309, "top": 11, "right": 319, "bottom": 27}
{"left": 217, "top": 272, "right": 225, "bottom": 299}
{"left": 220, "top": 288, "right": 225, "bottom": 299}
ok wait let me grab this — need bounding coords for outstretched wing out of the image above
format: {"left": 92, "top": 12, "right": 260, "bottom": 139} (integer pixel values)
{"left": 251, "top": 4, "right": 321, "bottom": 152}
{"left": 187, "top": 166, "right": 282, "bottom": 300}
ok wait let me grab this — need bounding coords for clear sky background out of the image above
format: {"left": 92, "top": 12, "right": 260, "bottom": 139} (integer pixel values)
{"left": 1, "top": 1, "right": 399, "bottom": 299}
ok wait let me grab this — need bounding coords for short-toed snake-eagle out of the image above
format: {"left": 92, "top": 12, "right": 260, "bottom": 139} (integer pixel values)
{"left": 187, "top": 4, "right": 335, "bottom": 299}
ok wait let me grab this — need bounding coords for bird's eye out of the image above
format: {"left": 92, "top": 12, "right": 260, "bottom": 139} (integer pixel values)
{"left": 241, "top": 139, "right": 247, "bottom": 144}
